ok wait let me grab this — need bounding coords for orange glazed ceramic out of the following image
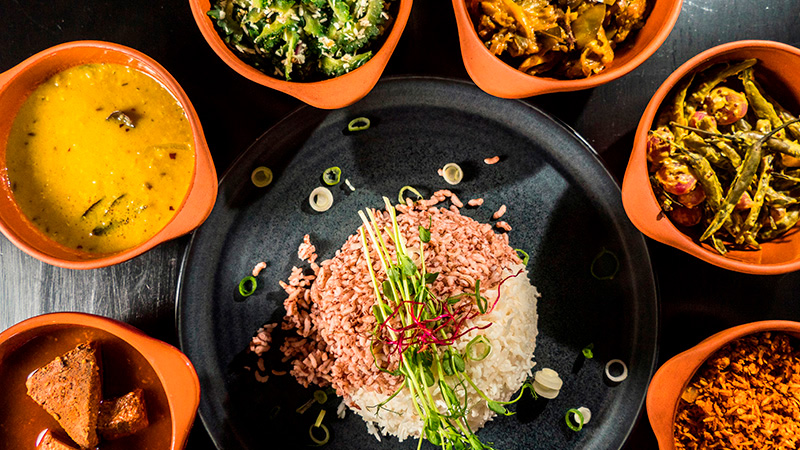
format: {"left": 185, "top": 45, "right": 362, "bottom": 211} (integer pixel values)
{"left": 646, "top": 320, "right": 800, "bottom": 450}
{"left": 0, "top": 41, "right": 218, "bottom": 270}
{"left": 189, "top": 0, "right": 412, "bottom": 109}
{"left": 452, "top": 0, "right": 683, "bottom": 98}
{"left": 622, "top": 41, "right": 800, "bottom": 275}
{"left": 0, "top": 312, "right": 201, "bottom": 450}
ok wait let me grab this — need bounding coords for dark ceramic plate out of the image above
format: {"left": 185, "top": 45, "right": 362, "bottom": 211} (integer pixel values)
{"left": 176, "top": 78, "right": 658, "bottom": 450}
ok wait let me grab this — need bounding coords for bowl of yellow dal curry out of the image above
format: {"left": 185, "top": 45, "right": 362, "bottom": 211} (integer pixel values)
{"left": 0, "top": 41, "right": 218, "bottom": 269}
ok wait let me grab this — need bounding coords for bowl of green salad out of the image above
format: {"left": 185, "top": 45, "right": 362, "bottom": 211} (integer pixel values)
{"left": 191, "top": 0, "right": 411, "bottom": 109}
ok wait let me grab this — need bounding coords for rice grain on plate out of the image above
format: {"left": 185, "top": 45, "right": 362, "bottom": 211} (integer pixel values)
{"left": 273, "top": 201, "right": 539, "bottom": 441}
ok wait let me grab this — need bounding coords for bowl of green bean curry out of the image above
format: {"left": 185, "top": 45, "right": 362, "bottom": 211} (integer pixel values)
{"left": 623, "top": 41, "right": 800, "bottom": 274}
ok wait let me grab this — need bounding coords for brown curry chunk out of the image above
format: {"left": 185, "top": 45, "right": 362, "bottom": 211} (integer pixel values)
{"left": 38, "top": 430, "right": 80, "bottom": 450}
{"left": 98, "top": 388, "right": 149, "bottom": 440}
{"left": 26, "top": 342, "right": 101, "bottom": 449}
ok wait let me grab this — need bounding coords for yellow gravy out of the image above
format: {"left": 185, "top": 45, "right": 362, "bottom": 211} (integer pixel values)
{"left": 5, "top": 63, "right": 195, "bottom": 254}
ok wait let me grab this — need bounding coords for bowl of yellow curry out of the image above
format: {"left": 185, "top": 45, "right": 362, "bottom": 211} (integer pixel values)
{"left": 0, "top": 41, "right": 218, "bottom": 269}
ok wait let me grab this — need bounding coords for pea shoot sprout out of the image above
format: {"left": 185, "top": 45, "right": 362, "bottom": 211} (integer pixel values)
{"left": 309, "top": 187, "right": 334, "bottom": 212}
{"left": 348, "top": 117, "right": 371, "bottom": 132}
{"left": 441, "top": 163, "right": 463, "bottom": 185}
{"left": 322, "top": 167, "right": 342, "bottom": 186}
{"left": 251, "top": 166, "right": 273, "bottom": 187}
{"left": 238, "top": 276, "right": 257, "bottom": 297}
{"left": 590, "top": 247, "right": 620, "bottom": 280}
{"left": 514, "top": 249, "right": 530, "bottom": 265}
{"left": 397, "top": 185, "right": 423, "bottom": 204}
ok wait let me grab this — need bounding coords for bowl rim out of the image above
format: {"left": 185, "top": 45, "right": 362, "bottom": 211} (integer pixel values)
{"left": 622, "top": 40, "right": 800, "bottom": 275}
{"left": 0, "top": 40, "right": 218, "bottom": 270}
{"left": 646, "top": 320, "right": 800, "bottom": 450}
{"left": 188, "top": 0, "right": 414, "bottom": 109}
{"left": 0, "top": 312, "right": 201, "bottom": 450}
{"left": 451, "top": 0, "right": 684, "bottom": 98}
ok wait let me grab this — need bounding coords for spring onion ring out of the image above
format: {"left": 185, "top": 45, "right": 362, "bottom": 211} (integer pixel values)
{"left": 466, "top": 335, "right": 492, "bottom": 361}
{"left": 514, "top": 249, "right": 530, "bottom": 265}
{"left": 309, "top": 423, "right": 330, "bottom": 445}
{"left": 238, "top": 276, "right": 257, "bottom": 297}
{"left": 348, "top": 117, "right": 370, "bottom": 132}
{"left": 251, "top": 166, "right": 273, "bottom": 187}
{"left": 590, "top": 247, "right": 620, "bottom": 280}
{"left": 565, "top": 408, "right": 584, "bottom": 431}
{"left": 582, "top": 343, "right": 594, "bottom": 359}
{"left": 605, "top": 359, "right": 628, "bottom": 383}
{"left": 441, "top": 163, "right": 463, "bottom": 185}
{"left": 398, "top": 185, "right": 423, "bottom": 204}
{"left": 314, "top": 409, "right": 326, "bottom": 428}
{"left": 322, "top": 167, "right": 342, "bottom": 185}
{"left": 314, "top": 390, "right": 328, "bottom": 404}
{"left": 309, "top": 187, "right": 334, "bottom": 212}
{"left": 532, "top": 368, "right": 563, "bottom": 399}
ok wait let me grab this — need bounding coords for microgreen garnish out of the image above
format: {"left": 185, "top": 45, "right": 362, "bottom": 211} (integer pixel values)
{"left": 398, "top": 185, "right": 423, "bottom": 205}
{"left": 357, "top": 197, "right": 530, "bottom": 450}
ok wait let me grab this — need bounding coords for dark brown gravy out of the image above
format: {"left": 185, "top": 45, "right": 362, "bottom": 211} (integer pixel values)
{"left": 0, "top": 326, "right": 171, "bottom": 450}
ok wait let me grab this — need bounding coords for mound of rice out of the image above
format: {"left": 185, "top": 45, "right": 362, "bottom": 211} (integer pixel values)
{"left": 272, "top": 198, "right": 540, "bottom": 442}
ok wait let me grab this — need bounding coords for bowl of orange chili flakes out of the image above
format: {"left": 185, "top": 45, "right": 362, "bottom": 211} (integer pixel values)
{"left": 646, "top": 320, "right": 800, "bottom": 450}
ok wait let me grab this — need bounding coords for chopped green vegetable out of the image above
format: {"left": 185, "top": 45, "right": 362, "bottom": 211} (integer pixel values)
{"left": 313, "top": 389, "right": 328, "bottom": 404}
{"left": 309, "top": 423, "right": 330, "bottom": 445}
{"left": 207, "top": 0, "right": 392, "bottom": 81}
{"left": 297, "top": 397, "right": 316, "bottom": 414}
{"left": 566, "top": 408, "right": 585, "bottom": 431}
{"left": 514, "top": 248, "right": 529, "bottom": 265}
{"left": 397, "top": 185, "right": 423, "bottom": 204}
{"left": 251, "top": 166, "right": 273, "bottom": 187}
{"left": 347, "top": 117, "right": 371, "bottom": 132}
{"left": 322, "top": 167, "right": 341, "bottom": 185}
{"left": 590, "top": 247, "right": 619, "bottom": 281}
{"left": 582, "top": 343, "right": 594, "bottom": 359}
{"left": 314, "top": 409, "right": 326, "bottom": 427}
{"left": 238, "top": 276, "right": 257, "bottom": 297}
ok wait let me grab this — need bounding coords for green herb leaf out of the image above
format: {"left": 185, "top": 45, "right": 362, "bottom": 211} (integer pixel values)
{"left": 453, "top": 353, "right": 466, "bottom": 373}
{"left": 419, "top": 224, "right": 431, "bottom": 243}
{"left": 425, "top": 272, "right": 439, "bottom": 284}
{"left": 423, "top": 366, "right": 435, "bottom": 387}
{"left": 399, "top": 254, "right": 417, "bottom": 278}
{"left": 488, "top": 401, "right": 512, "bottom": 416}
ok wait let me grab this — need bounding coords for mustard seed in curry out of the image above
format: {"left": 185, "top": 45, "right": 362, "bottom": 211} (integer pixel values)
{"left": 5, "top": 63, "right": 195, "bottom": 254}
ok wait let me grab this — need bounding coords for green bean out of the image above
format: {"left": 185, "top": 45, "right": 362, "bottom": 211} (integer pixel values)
{"left": 682, "top": 133, "right": 725, "bottom": 167}
{"left": 759, "top": 208, "right": 800, "bottom": 240}
{"left": 765, "top": 186, "right": 798, "bottom": 206}
{"left": 710, "top": 233, "right": 728, "bottom": 255}
{"left": 757, "top": 85, "right": 800, "bottom": 141}
{"left": 738, "top": 131, "right": 800, "bottom": 158}
{"left": 664, "top": 73, "right": 696, "bottom": 139}
{"left": 674, "top": 151, "right": 723, "bottom": 209}
{"left": 689, "top": 59, "right": 757, "bottom": 106}
{"left": 743, "top": 154, "right": 773, "bottom": 234}
{"left": 740, "top": 68, "right": 784, "bottom": 130}
{"left": 713, "top": 140, "right": 743, "bottom": 168}
{"left": 700, "top": 136, "right": 763, "bottom": 242}
{"left": 733, "top": 118, "right": 752, "bottom": 133}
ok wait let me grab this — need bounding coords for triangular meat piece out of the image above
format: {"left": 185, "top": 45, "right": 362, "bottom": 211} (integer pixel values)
{"left": 26, "top": 342, "right": 101, "bottom": 449}
{"left": 98, "top": 388, "right": 149, "bottom": 440}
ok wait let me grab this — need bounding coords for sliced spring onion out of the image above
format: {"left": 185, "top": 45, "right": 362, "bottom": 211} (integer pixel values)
{"left": 238, "top": 276, "right": 257, "bottom": 297}
{"left": 441, "top": 163, "right": 463, "bottom": 185}
{"left": 344, "top": 178, "right": 356, "bottom": 191}
{"left": 251, "top": 166, "right": 273, "bottom": 187}
{"left": 574, "top": 406, "right": 592, "bottom": 424}
{"left": 398, "top": 185, "right": 423, "bottom": 204}
{"left": 309, "top": 187, "right": 334, "bottom": 212}
{"left": 465, "top": 335, "right": 492, "bottom": 361}
{"left": 322, "top": 167, "right": 342, "bottom": 185}
{"left": 514, "top": 249, "right": 530, "bottom": 265}
{"left": 269, "top": 405, "right": 281, "bottom": 420}
{"left": 590, "top": 247, "right": 619, "bottom": 280}
{"left": 314, "top": 409, "right": 326, "bottom": 428}
{"left": 314, "top": 390, "right": 328, "bottom": 404}
{"left": 347, "top": 117, "right": 370, "bottom": 132}
{"left": 297, "top": 397, "right": 316, "bottom": 414}
{"left": 309, "top": 423, "right": 330, "bottom": 445}
{"left": 582, "top": 343, "right": 594, "bottom": 359}
{"left": 605, "top": 359, "right": 628, "bottom": 383}
{"left": 534, "top": 368, "right": 563, "bottom": 391}
{"left": 565, "top": 408, "right": 584, "bottom": 431}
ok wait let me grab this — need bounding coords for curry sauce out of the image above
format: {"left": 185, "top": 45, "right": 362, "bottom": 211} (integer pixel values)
{"left": 5, "top": 63, "right": 195, "bottom": 254}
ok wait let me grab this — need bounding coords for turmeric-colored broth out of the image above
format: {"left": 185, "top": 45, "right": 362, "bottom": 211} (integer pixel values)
{"left": 5, "top": 63, "right": 195, "bottom": 254}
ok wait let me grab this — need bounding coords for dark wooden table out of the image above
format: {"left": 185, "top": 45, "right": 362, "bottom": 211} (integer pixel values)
{"left": 2, "top": 0, "right": 800, "bottom": 448}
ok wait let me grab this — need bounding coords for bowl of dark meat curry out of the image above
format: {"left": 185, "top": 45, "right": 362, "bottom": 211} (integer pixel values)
{"left": 622, "top": 40, "right": 800, "bottom": 274}
{"left": 0, "top": 312, "right": 200, "bottom": 450}
{"left": 452, "top": 0, "right": 682, "bottom": 98}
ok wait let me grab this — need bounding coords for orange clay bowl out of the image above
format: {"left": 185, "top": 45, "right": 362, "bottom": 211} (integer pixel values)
{"left": 0, "top": 41, "right": 218, "bottom": 270}
{"left": 622, "top": 41, "right": 800, "bottom": 275}
{"left": 189, "top": 0, "right": 412, "bottom": 109}
{"left": 0, "top": 312, "right": 200, "bottom": 449}
{"left": 646, "top": 320, "right": 800, "bottom": 449}
{"left": 452, "top": 0, "right": 683, "bottom": 98}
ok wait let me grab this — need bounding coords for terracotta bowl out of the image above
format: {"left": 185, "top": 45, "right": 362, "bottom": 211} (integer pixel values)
{"left": 452, "top": 0, "right": 683, "bottom": 98}
{"left": 189, "top": 0, "right": 412, "bottom": 109}
{"left": 646, "top": 320, "right": 800, "bottom": 449}
{"left": 0, "top": 41, "right": 218, "bottom": 270}
{"left": 0, "top": 312, "right": 200, "bottom": 449}
{"left": 622, "top": 40, "right": 800, "bottom": 275}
